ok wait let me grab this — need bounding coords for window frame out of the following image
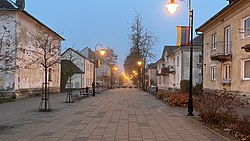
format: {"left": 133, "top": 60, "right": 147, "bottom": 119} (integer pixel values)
{"left": 212, "top": 33, "right": 217, "bottom": 50}
{"left": 177, "top": 56, "right": 180, "bottom": 67}
{"left": 224, "top": 26, "right": 231, "bottom": 55}
{"left": 222, "top": 64, "right": 230, "bottom": 80}
{"left": 243, "top": 16, "right": 250, "bottom": 38}
{"left": 242, "top": 59, "right": 250, "bottom": 80}
{"left": 211, "top": 66, "right": 216, "bottom": 81}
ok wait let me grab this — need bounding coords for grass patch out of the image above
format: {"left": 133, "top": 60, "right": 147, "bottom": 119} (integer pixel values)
{"left": 0, "top": 97, "right": 16, "bottom": 104}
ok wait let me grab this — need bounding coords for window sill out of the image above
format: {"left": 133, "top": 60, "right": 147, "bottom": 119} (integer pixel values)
{"left": 221, "top": 79, "right": 231, "bottom": 86}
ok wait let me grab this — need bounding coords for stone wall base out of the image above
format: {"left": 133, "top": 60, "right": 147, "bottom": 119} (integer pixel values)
{"left": 0, "top": 87, "right": 60, "bottom": 99}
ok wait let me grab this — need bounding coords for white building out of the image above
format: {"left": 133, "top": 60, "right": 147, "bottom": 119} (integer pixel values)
{"left": 0, "top": 0, "right": 64, "bottom": 97}
{"left": 156, "top": 36, "right": 202, "bottom": 92}
{"left": 61, "top": 48, "right": 94, "bottom": 89}
{"left": 80, "top": 47, "right": 111, "bottom": 89}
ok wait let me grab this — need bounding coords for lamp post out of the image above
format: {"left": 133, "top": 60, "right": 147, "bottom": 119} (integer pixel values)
{"left": 113, "top": 67, "right": 118, "bottom": 87}
{"left": 137, "top": 61, "right": 142, "bottom": 89}
{"left": 93, "top": 44, "right": 105, "bottom": 97}
{"left": 165, "top": 0, "right": 194, "bottom": 116}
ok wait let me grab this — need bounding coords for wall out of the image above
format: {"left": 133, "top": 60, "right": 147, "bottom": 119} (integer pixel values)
{"left": 0, "top": 12, "right": 17, "bottom": 91}
{"left": 202, "top": 1, "right": 250, "bottom": 94}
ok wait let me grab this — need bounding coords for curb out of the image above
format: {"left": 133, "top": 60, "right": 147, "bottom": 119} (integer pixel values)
{"left": 187, "top": 116, "right": 234, "bottom": 141}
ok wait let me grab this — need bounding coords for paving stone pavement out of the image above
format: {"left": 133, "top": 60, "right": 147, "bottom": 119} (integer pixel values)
{"left": 0, "top": 89, "right": 229, "bottom": 141}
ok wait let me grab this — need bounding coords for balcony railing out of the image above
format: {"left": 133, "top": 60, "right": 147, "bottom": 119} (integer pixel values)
{"left": 210, "top": 41, "right": 232, "bottom": 61}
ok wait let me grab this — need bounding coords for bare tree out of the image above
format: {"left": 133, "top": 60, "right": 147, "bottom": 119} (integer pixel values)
{"left": 21, "top": 27, "right": 62, "bottom": 111}
{"left": 103, "top": 47, "right": 118, "bottom": 65}
{"left": 127, "top": 13, "right": 158, "bottom": 90}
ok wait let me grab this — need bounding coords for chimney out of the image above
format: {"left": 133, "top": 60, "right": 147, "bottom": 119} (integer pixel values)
{"left": 16, "top": 0, "right": 25, "bottom": 10}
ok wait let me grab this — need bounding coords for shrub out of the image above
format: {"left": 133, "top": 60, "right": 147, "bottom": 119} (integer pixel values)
{"left": 232, "top": 116, "right": 250, "bottom": 141}
{"left": 157, "top": 92, "right": 165, "bottom": 101}
{"left": 166, "top": 92, "right": 188, "bottom": 107}
{"left": 193, "top": 82, "right": 203, "bottom": 96}
{"left": 180, "top": 80, "right": 189, "bottom": 93}
{"left": 194, "top": 91, "right": 238, "bottom": 125}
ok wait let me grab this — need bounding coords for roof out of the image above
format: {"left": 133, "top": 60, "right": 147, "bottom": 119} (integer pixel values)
{"left": 162, "top": 46, "right": 178, "bottom": 58}
{"left": 0, "top": 0, "right": 65, "bottom": 40}
{"left": 147, "top": 63, "right": 157, "bottom": 69}
{"left": 0, "top": 0, "right": 18, "bottom": 9}
{"left": 61, "top": 48, "right": 94, "bottom": 63}
{"left": 61, "top": 60, "right": 84, "bottom": 74}
{"left": 193, "top": 35, "right": 202, "bottom": 46}
{"left": 196, "top": 0, "right": 240, "bottom": 32}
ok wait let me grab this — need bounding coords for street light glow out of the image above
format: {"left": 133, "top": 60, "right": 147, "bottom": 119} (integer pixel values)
{"left": 165, "top": 0, "right": 179, "bottom": 14}
{"left": 99, "top": 49, "right": 106, "bottom": 56}
{"left": 137, "top": 61, "right": 142, "bottom": 66}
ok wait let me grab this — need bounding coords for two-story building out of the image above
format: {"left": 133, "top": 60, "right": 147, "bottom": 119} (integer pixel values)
{"left": 156, "top": 36, "right": 202, "bottom": 92}
{"left": 80, "top": 47, "right": 111, "bottom": 89}
{"left": 61, "top": 48, "right": 94, "bottom": 90}
{"left": 196, "top": 0, "right": 250, "bottom": 96}
{"left": 0, "top": 0, "right": 64, "bottom": 98}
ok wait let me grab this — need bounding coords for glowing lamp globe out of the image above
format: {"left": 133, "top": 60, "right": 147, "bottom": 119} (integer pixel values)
{"left": 165, "top": 0, "right": 179, "bottom": 14}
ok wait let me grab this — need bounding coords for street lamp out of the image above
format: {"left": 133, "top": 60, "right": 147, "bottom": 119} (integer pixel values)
{"left": 137, "top": 61, "right": 143, "bottom": 89}
{"left": 93, "top": 44, "right": 105, "bottom": 97}
{"left": 113, "top": 67, "right": 118, "bottom": 87}
{"left": 165, "top": 0, "right": 194, "bottom": 116}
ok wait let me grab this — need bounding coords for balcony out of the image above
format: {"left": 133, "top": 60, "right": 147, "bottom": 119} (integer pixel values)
{"left": 210, "top": 41, "right": 232, "bottom": 61}
{"left": 161, "top": 65, "right": 175, "bottom": 75}
{"left": 241, "top": 44, "right": 250, "bottom": 52}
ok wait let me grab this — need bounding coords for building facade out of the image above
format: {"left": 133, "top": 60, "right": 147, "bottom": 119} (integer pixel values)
{"left": 61, "top": 48, "right": 94, "bottom": 89}
{"left": 0, "top": 0, "right": 64, "bottom": 97}
{"left": 156, "top": 36, "right": 202, "bottom": 92}
{"left": 196, "top": 0, "right": 250, "bottom": 96}
{"left": 80, "top": 47, "right": 111, "bottom": 89}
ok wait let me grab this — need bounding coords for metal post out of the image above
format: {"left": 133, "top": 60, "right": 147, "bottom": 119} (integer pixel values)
{"left": 187, "top": 0, "right": 194, "bottom": 116}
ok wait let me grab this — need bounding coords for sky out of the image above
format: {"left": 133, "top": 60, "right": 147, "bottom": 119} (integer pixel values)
{"left": 25, "top": 0, "right": 228, "bottom": 71}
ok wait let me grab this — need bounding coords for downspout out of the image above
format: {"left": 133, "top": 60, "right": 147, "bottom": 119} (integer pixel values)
{"left": 195, "top": 30, "right": 204, "bottom": 86}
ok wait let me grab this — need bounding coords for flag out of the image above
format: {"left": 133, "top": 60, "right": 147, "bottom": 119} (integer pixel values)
{"left": 176, "top": 26, "right": 190, "bottom": 46}
{"left": 95, "top": 60, "right": 101, "bottom": 68}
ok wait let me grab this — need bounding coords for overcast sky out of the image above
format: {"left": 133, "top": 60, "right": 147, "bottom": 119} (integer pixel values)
{"left": 25, "top": 0, "right": 228, "bottom": 71}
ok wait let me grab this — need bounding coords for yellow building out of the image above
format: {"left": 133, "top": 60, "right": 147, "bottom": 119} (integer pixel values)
{"left": 196, "top": 0, "right": 250, "bottom": 96}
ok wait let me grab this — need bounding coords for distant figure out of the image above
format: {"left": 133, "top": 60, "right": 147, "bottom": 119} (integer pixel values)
{"left": 92, "top": 82, "right": 95, "bottom": 97}
{"left": 86, "top": 86, "right": 89, "bottom": 97}
{"left": 156, "top": 86, "right": 158, "bottom": 93}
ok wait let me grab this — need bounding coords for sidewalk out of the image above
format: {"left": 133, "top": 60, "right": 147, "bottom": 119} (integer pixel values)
{"left": 0, "top": 89, "right": 229, "bottom": 141}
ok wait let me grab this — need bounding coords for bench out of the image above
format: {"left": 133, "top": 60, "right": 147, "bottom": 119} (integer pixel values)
{"left": 80, "top": 87, "right": 90, "bottom": 98}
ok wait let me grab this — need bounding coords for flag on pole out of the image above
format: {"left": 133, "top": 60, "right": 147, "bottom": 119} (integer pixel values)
{"left": 176, "top": 26, "right": 190, "bottom": 46}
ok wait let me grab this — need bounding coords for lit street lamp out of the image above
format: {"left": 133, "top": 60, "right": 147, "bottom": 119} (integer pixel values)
{"left": 137, "top": 61, "right": 143, "bottom": 88}
{"left": 112, "top": 66, "right": 118, "bottom": 87}
{"left": 165, "top": 0, "right": 194, "bottom": 116}
{"left": 93, "top": 44, "right": 105, "bottom": 97}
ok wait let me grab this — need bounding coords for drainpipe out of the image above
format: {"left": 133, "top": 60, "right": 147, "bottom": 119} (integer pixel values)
{"left": 195, "top": 30, "right": 203, "bottom": 86}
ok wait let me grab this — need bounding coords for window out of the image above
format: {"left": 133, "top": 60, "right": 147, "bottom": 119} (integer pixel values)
{"left": 198, "top": 54, "right": 202, "bottom": 64}
{"left": 212, "top": 33, "right": 217, "bottom": 50}
{"left": 243, "top": 17, "right": 250, "bottom": 38}
{"left": 211, "top": 66, "right": 216, "bottom": 80}
{"left": 48, "top": 68, "right": 52, "bottom": 81}
{"left": 224, "top": 26, "right": 231, "bottom": 54}
{"left": 222, "top": 64, "right": 230, "bottom": 80}
{"left": 243, "top": 59, "right": 250, "bottom": 80}
{"left": 177, "top": 56, "right": 179, "bottom": 67}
